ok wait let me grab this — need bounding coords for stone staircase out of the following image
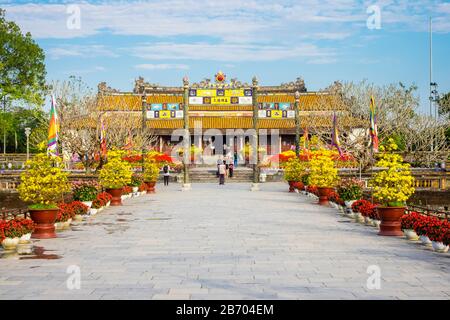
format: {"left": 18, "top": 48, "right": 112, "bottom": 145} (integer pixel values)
{"left": 189, "top": 167, "right": 254, "bottom": 183}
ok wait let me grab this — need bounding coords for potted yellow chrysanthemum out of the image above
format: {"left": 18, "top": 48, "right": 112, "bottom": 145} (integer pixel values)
{"left": 99, "top": 150, "right": 132, "bottom": 206}
{"left": 369, "top": 139, "right": 415, "bottom": 236}
{"left": 308, "top": 149, "right": 339, "bottom": 206}
{"left": 17, "top": 154, "right": 71, "bottom": 239}
{"left": 143, "top": 157, "right": 160, "bottom": 193}
{"left": 283, "top": 158, "right": 308, "bottom": 192}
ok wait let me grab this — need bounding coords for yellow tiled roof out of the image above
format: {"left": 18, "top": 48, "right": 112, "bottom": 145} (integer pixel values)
{"left": 98, "top": 95, "right": 142, "bottom": 111}
{"left": 146, "top": 95, "right": 183, "bottom": 104}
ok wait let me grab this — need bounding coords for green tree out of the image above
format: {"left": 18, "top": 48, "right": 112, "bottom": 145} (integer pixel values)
{"left": 0, "top": 8, "right": 47, "bottom": 153}
{"left": 438, "top": 92, "right": 450, "bottom": 119}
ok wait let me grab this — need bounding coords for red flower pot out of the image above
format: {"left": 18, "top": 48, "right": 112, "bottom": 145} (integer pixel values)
{"left": 145, "top": 181, "right": 156, "bottom": 194}
{"left": 294, "top": 182, "right": 304, "bottom": 191}
{"left": 377, "top": 206, "right": 405, "bottom": 236}
{"left": 288, "top": 181, "right": 295, "bottom": 192}
{"left": 317, "top": 187, "right": 333, "bottom": 206}
{"left": 106, "top": 188, "right": 123, "bottom": 206}
{"left": 29, "top": 208, "right": 59, "bottom": 239}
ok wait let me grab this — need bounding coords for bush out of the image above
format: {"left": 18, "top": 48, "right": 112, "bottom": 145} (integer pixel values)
{"left": 401, "top": 212, "right": 422, "bottom": 230}
{"left": 71, "top": 201, "right": 89, "bottom": 215}
{"left": 424, "top": 218, "right": 450, "bottom": 242}
{"left": 308, "top": 149, "right": 339, "bottom": 188}
{"left": 337, "top": 178, "right": 364, "bottom": 201}
{"left": 413, "top": 215, "right": 431, "bottom": 236}
{"left": 369, "top": 139, "right": 415, "bottom": 207}
{"left": 283, "top": 158, "right": 307, "bottom": 182}
{"left": 96, "top": 192, "right": 112, "bottom": 206}
{"left": 99, "top": 150, "right": 132, "bottom": 189}
{"left": 143, "top": 158, "right": 160, "bottom": 183}
{"left": 351, "top": 199, "right": 377, "bottom": 218}
{"left": 72, "top": 181, "right": 99, "bottom": 202}
{"left": 129, "top": 173, "right": 144, "bottom": 187}
{"left": 17, "top": 154, "right": 71, "bottom": 208}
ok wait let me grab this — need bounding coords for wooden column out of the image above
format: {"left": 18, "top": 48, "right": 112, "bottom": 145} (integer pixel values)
{"left": 182, "top": 77, "right": 190, "bottom": 187}
{"left": 294, "top": 91, "right": 300, "bottom": 157}
{"left": 252, "top": 76, "right": 259, "bottom": 184}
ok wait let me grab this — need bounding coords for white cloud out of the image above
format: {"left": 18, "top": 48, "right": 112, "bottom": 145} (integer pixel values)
{"left": 48, "top": 45, "right": 119, "bottom": 59}
{"left": 134, "top": 64, "right": 190, "bottom": 70}
{"left": 130, "top": 42, "right": 335, "bottom": 62}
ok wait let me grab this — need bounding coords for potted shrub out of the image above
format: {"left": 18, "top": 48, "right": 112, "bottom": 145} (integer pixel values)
{"left": 425, "top": 218, "right": 449, "bottom": 253}
{"left": 18, "top": 219, "right": 35, "bottom": 243}
{"left": 369, "top": 139, "right": 415, "bottom": 236}
{"left": 97, "top": 192, "right": 112, "bottom": 208}
{"left": 71, "top": 201, "right": 89, "bottom": 221}
{"left": 17, "top": 154, "right": 71, "bottom": 239}
{"left": 99, "top": 150, "right": 132, "bottom": 206}
{"left": 401, "top": 212, "right": 421, "bottom": 241}
{"left": 130, "top": 174, "right": 143, "bottom": 195}
{"left": 55, "top": 204, "right": 72, "bottom": 230}
{"left": 413, "top": 215, "right": 432, "bottom": 246}
{"left": 283, "top": 158, "right": 307, "bottom": 192}
{"left": 337, "top": 178, "right": 364, "bottom": 209}
{"left": 122, "top": 186, "right": 132, "bottom": 199}
{"left": 90, "top": 198, "right": 103, "bottom": 215}
{"left": 143, "top": 157, "right": 160, "bottom": 193}
{"left": 72, "top": 180, "right": 99, "bottom": 208}
{"left": 0, "top": 219, "right": 22, "bottom": 250}
{"left": 308, "top": 149, "right": 339, "bottom": 206}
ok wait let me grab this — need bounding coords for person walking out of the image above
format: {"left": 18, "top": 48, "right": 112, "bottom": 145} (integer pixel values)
{"left": 218, "top": 161, "right": 226, "bottom": 185}
{"left": 229, "top": 162, "right": 234, "bottom": 178}
{"left": 163, "top": 163, "right": 170, "bottom": 186}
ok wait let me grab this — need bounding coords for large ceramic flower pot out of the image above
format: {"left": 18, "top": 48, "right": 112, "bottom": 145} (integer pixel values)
{"left": 294, "top": 182, "right": 304, "bottom": 191}
{"left": 377, "top": 206, "right": 405, "bottom": 236}
{"left": 288, "top": 181, "right": 295, "bottom": 193}
{"left": 317, "top": 187, "right": 333, "bottom": 206}
{"left": 29, "top": 208, "right": 59, "bottom": 239}
{"left": 145, "top": 181, "right": 156, "bottom": 194}
{"left": 106, "top": 188, "right": 123, "bottom": 206}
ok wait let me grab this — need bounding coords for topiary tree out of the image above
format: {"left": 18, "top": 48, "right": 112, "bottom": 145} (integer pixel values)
{"left": 17, "top": 154, "right": 71, "bottom": 209}
{"left": 369, "top": 138, "right": 415, "bottom": 207}
{"left": 308, "top": 149, "right": 339, "bottom": 188}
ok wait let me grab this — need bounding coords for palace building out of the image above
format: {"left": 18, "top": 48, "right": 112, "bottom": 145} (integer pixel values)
{"left": 95, "top": 72, "right": 358, "bottom": 156}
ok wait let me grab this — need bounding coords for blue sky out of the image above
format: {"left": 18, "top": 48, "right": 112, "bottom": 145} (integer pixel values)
{"left": 2, "top": 0, "right": 450, "bottom": 114}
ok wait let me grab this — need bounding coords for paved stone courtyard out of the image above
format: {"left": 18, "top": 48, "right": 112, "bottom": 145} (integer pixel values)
{"left": 1, "top": 182, "right": 449, "bottom": 300}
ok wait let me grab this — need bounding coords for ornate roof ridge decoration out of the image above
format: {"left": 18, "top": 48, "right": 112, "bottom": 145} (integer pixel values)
{"left": 279, "top": 77, "right": 307, "bottom": 92}
{"left": 134, "top": 76, "right": 161, "bottom": 93}
{"left": 98, "top": 82, "right": 120, "bottom": 94}
{"left": 191, "top": 76, "right": 250, "bottom": 89}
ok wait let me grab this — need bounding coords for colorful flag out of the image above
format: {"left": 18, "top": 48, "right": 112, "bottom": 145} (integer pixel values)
{"left": 47, "top": 95, "right": 59, "bottom": 157}
{"left": 369, "top": 96, "right": 379, "bottom": 153}
{"left": 331, "top": 112, "right": 343, "bottom": 156}
{"left": 100, "top": 117, "right": 107, "bottom": 158}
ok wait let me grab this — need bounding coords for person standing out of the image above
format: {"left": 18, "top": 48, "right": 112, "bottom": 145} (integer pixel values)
{"left": 218, "top": 161, "right": 226, "bottom": 185}
{"left": 229, "top": 162, "right": 234, "bottom": 178}
{"left": 163, "top": 163, "right": 170, "bottom": 186}
{"left": 234, "top": 151, "right": 238, "bottom": 167}
{"left": 216, "top": 156, "right": 222, "bottom": 177}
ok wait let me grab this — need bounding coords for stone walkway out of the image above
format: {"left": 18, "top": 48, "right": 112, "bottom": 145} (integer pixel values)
{"left": 1, "top": 182, "right": 449, "bottom": 300}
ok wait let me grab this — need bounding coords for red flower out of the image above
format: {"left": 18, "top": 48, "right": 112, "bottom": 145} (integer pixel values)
{"left": 71, "top": 201, "right": 89, "bottom": 215}
{"left": 401, "top": 212, "right": 422, "bottom": 230}
{"left": 423, "top": 217, "right": 449, "bottom": 242}
{"left": 351, "top": 200, "right": 377, "bottom": 218}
